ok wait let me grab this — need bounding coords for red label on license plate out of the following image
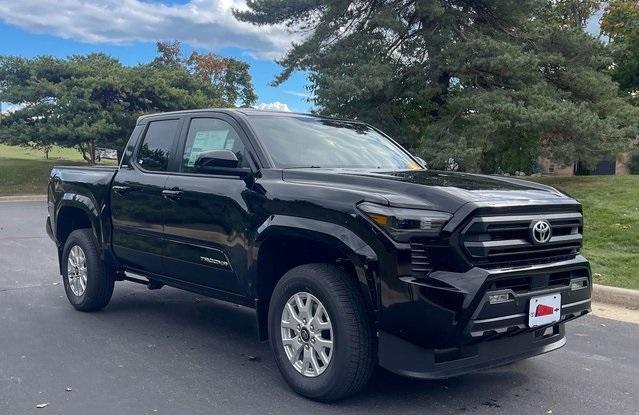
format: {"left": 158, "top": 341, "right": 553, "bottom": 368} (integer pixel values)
{"left": 529, "top": 294, "right": 561, "bottom": 328}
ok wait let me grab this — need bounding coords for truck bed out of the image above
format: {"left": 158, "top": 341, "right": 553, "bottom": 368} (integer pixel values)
{"left": 50, "top": 165, "right": 118, "bottom": 192}
{"left": 48, "top": 165, "right": 119, "bottom": 224}
{"left": 52, "top": 165, "right": 119, "bottom": 173}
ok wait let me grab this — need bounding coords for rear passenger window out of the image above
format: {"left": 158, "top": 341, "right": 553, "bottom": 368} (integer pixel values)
{"left": 181, "top": 118, "right": 249, "bottom": 172}
{"left": 137, "top": 119, "right": 179, "bottom": 171}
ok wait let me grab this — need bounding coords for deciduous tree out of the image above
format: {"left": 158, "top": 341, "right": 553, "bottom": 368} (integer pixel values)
{"left": 602, "top": 0, "right": 639, "bottom": 99}
{"left": 155, "top": 40, "right": 257, "bottom": 106}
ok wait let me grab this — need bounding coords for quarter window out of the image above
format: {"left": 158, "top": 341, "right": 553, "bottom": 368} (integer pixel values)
{"left": 181, "top": 118, "right": 248, "bottom": 172}
{"left": 137, "top": 119, "right": 179, "bottom": 171}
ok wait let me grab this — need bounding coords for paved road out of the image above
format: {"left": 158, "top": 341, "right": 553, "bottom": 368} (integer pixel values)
{"left": 1, "top": 201, "right": 638, "bottom": 415}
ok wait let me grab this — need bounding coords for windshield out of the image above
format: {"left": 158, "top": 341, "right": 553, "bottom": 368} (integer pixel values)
{"left": 248, "top": 115, "right": 421, "bottom": 170}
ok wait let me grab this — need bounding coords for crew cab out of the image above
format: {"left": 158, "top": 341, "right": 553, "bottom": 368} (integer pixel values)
{"left": 46, "top": 108, "right": 592, "bottom": 401}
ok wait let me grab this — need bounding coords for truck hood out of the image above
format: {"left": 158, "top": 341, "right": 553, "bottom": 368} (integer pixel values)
{"left": 281, "top": 168, "right": 572, "bottom": 213}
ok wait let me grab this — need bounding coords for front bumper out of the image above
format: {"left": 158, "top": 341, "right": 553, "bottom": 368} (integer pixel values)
{"left": 377, "top": 255, "right": 591, "bottom": 378}
{"left": 379, "top": 324, "right": 566, "bottom": 379}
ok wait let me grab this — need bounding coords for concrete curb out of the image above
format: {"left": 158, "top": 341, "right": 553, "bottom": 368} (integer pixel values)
{"left": 0, "top": 195, "right": 47, "bottom": 202}
{"left": 593, "top": 284, "right": 639, "bottom": 309}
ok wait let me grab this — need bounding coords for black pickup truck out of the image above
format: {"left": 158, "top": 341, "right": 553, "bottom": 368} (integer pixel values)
{"left": 47, "top": 108, "right": 592, "bottom": 401}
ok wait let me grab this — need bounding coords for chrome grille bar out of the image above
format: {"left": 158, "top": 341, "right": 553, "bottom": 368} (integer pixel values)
{"left": 461, "top": 211, "right": 583, "bottom": 267}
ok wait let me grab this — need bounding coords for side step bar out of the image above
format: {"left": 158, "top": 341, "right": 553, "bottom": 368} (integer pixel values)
{"left": 115, "top": 270, "right": 164, "bottom": 290}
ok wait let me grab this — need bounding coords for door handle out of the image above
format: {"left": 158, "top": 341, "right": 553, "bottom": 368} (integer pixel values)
{"left": 162, "top": 189, "right": 183, "bottom": 201}
{"left": 112, "top": 185, "right": 129, "bottom": 195}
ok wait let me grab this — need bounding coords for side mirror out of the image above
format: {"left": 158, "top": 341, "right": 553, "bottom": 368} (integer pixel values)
{"left": 194, "top": 150, "right": 239, "bottom": 169}
{"left": 192, "top": 149, "right": 253, "bottom": 180}
{"left": 415, "top": 157, "right": 428, "bottom": 169}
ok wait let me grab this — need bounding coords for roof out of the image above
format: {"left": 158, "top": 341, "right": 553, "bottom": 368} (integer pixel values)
{"left": 136, "top": 107, "right": 318, "bottom": 123}
{"left": 135, "top": 108, "right": 368, "bottom": 126}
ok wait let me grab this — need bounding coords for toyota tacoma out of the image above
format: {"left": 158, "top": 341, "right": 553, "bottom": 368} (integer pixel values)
{"left": 46, "top": 108, "right": 591, "bottom": 401}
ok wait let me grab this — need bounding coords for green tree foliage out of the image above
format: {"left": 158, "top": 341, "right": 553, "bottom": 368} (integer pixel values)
{"left": 602, "top": 0, "right": 639, "bottom": 99}
{"left": 551, "top": 0, "right": 602, "bottom": 27}
{"left": 0, "top": 43, "right": 256, "bottom": 163}
{"left": 153, "top": 40, "right": 257, "bottom": 106}
{"left": 236, "top": 0, "right": 638, "bottom": 173}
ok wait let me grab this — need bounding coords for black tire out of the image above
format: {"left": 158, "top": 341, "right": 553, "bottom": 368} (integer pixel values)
{"left": 268, "top": 263, "right": 375, "bottom": 402}
{"left": 61, "top": 229, "right": 114, "bottom": 312}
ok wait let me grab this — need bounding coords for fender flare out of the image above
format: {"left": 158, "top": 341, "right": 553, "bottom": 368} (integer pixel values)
{"left": 253, "top": 215, "right": 379, "bottom": 340}
{"left": 256, "top": 214, "right": 378, "bottom": 265}
{"left": 55, "top": 192, "right": 102, "bottom": 241}
{"left": 54, "top": 193, "right": 105, "bottom": 271}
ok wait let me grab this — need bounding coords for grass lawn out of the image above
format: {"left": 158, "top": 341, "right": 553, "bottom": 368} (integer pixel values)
{"left": 532, "top": 175, "right": 639, "bottom": 290}
{"left": 0, "top": 144, "right": 114, "bottom": 196}
{"left": 1, "top": 144, "right": 636, "bottom": 289}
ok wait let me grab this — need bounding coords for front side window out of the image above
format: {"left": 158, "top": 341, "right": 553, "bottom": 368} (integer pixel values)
{"left": 248, "top": 115, "right": 420, "bottom": 170}
{"left": 137, "top": 119, "right": 179, "bottom": 171}
{"left": 181, "top": 118, "right": 248, "bottom": 172}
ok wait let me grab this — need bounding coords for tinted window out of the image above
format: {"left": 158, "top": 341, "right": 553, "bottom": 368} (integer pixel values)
{"left": 248, "top": 116, "right": 420, "bottom": 170}
{"left": 138, "top": 119, "right": 179, "bottom": 171}
{"left": 181, "top": 118, "right": 249, "bottom": 172}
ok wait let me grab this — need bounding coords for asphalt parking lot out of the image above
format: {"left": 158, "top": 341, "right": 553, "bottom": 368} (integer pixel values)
{"left": 1, "top": 200, "right": 638, "bottom": 415}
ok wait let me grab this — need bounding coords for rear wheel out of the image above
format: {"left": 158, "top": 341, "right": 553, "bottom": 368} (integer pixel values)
{"left": 62, "top": 229, "right": 114, "bottom": 311}
{"left": 268, "top": 263, "right": 375, "bottom": 401}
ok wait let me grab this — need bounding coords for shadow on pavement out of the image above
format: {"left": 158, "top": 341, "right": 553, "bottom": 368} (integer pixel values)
{"left": 101, "top": 284, "right": 533, "bottom": 409}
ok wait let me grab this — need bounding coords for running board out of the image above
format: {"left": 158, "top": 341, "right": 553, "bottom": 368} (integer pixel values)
{"left": 116, "top": 271, "right": 164, "bottom": 290}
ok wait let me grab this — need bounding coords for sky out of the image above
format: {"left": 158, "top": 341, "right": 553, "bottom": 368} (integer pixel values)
{"left": 0, "top": 0, "right": 313, "bottom": 112}
{"left": 0, "top": 1, "right": 604, "bottom": 114}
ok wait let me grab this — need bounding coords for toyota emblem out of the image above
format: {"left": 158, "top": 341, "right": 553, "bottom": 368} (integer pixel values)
{"left": 530, "top": 220, "right": 552, "bottom": 244}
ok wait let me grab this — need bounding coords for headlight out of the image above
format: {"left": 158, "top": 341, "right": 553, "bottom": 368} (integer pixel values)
{"left": 358, "top": 202, "right": 452, "bottom": 242}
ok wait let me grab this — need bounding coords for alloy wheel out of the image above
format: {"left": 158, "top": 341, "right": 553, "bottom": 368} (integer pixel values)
{"left": 67, "top": 245, "right": 88, "bottom": 297}
{"left": 280, "top": 292, "right": 334, "bottom": 377}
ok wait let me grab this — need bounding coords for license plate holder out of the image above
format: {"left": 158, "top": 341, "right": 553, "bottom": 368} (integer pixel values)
{"left": 528, "top": 293, "right": 561, "bottom": 328}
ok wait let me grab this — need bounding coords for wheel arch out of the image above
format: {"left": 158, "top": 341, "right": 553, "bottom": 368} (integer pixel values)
{"left": 253, "top": 215, "right": 379, "bottom": 340}
{"left": 55, "top": 195, "right": 103, "bottom": 273}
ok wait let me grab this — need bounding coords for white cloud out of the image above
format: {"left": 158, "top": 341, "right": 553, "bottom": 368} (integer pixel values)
{"left": 0, "top": 0, "right": 296, "bottom": 60}
{"left": 255, "top": 102, "right": 291, "bottom": 112}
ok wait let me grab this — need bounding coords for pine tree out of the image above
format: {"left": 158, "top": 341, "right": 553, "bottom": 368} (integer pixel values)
{"left": 236, "top": 0, "right": 638, "bottom": 172}
{"left": 0, "top": 43, "right": 257, "bottom": 162}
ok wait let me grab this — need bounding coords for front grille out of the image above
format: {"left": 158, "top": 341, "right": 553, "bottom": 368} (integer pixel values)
{"left": 492, "top": 276, "right": 531, "bottom": 292}
{"left": 410, "top": 241, "right": 433, "bottom": 277}
{"left": 462, "top": 211, "right": 583, "bottom": 268}
{"left": 487, "top": 269, "right": 584, "bottom": 293}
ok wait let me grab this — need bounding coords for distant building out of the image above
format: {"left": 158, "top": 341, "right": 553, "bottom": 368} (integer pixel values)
{"left": 538, "top": 154, "right": 631, "bottom": 176}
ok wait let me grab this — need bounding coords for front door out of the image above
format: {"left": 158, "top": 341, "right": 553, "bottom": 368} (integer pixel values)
{"left": 111, "top": 117, "right": 181, "bottom": 274}
{"left": 162, "top": 115, "right": 255, "bottom": 294}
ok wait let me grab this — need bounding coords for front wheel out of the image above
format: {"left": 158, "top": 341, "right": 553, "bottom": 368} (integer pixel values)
{"left": 268, "top": 263, "right": 375, "bottom": 401}
{"left": 61, "top": 229, "right": 114, "bottom": 311}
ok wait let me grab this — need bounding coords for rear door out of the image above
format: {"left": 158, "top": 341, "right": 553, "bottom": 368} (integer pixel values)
{"left": 162, "top": 114, "right": 256, "bottom": 294}
{"left": 111, "top": 117, "right": 182, "bottom": 274}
